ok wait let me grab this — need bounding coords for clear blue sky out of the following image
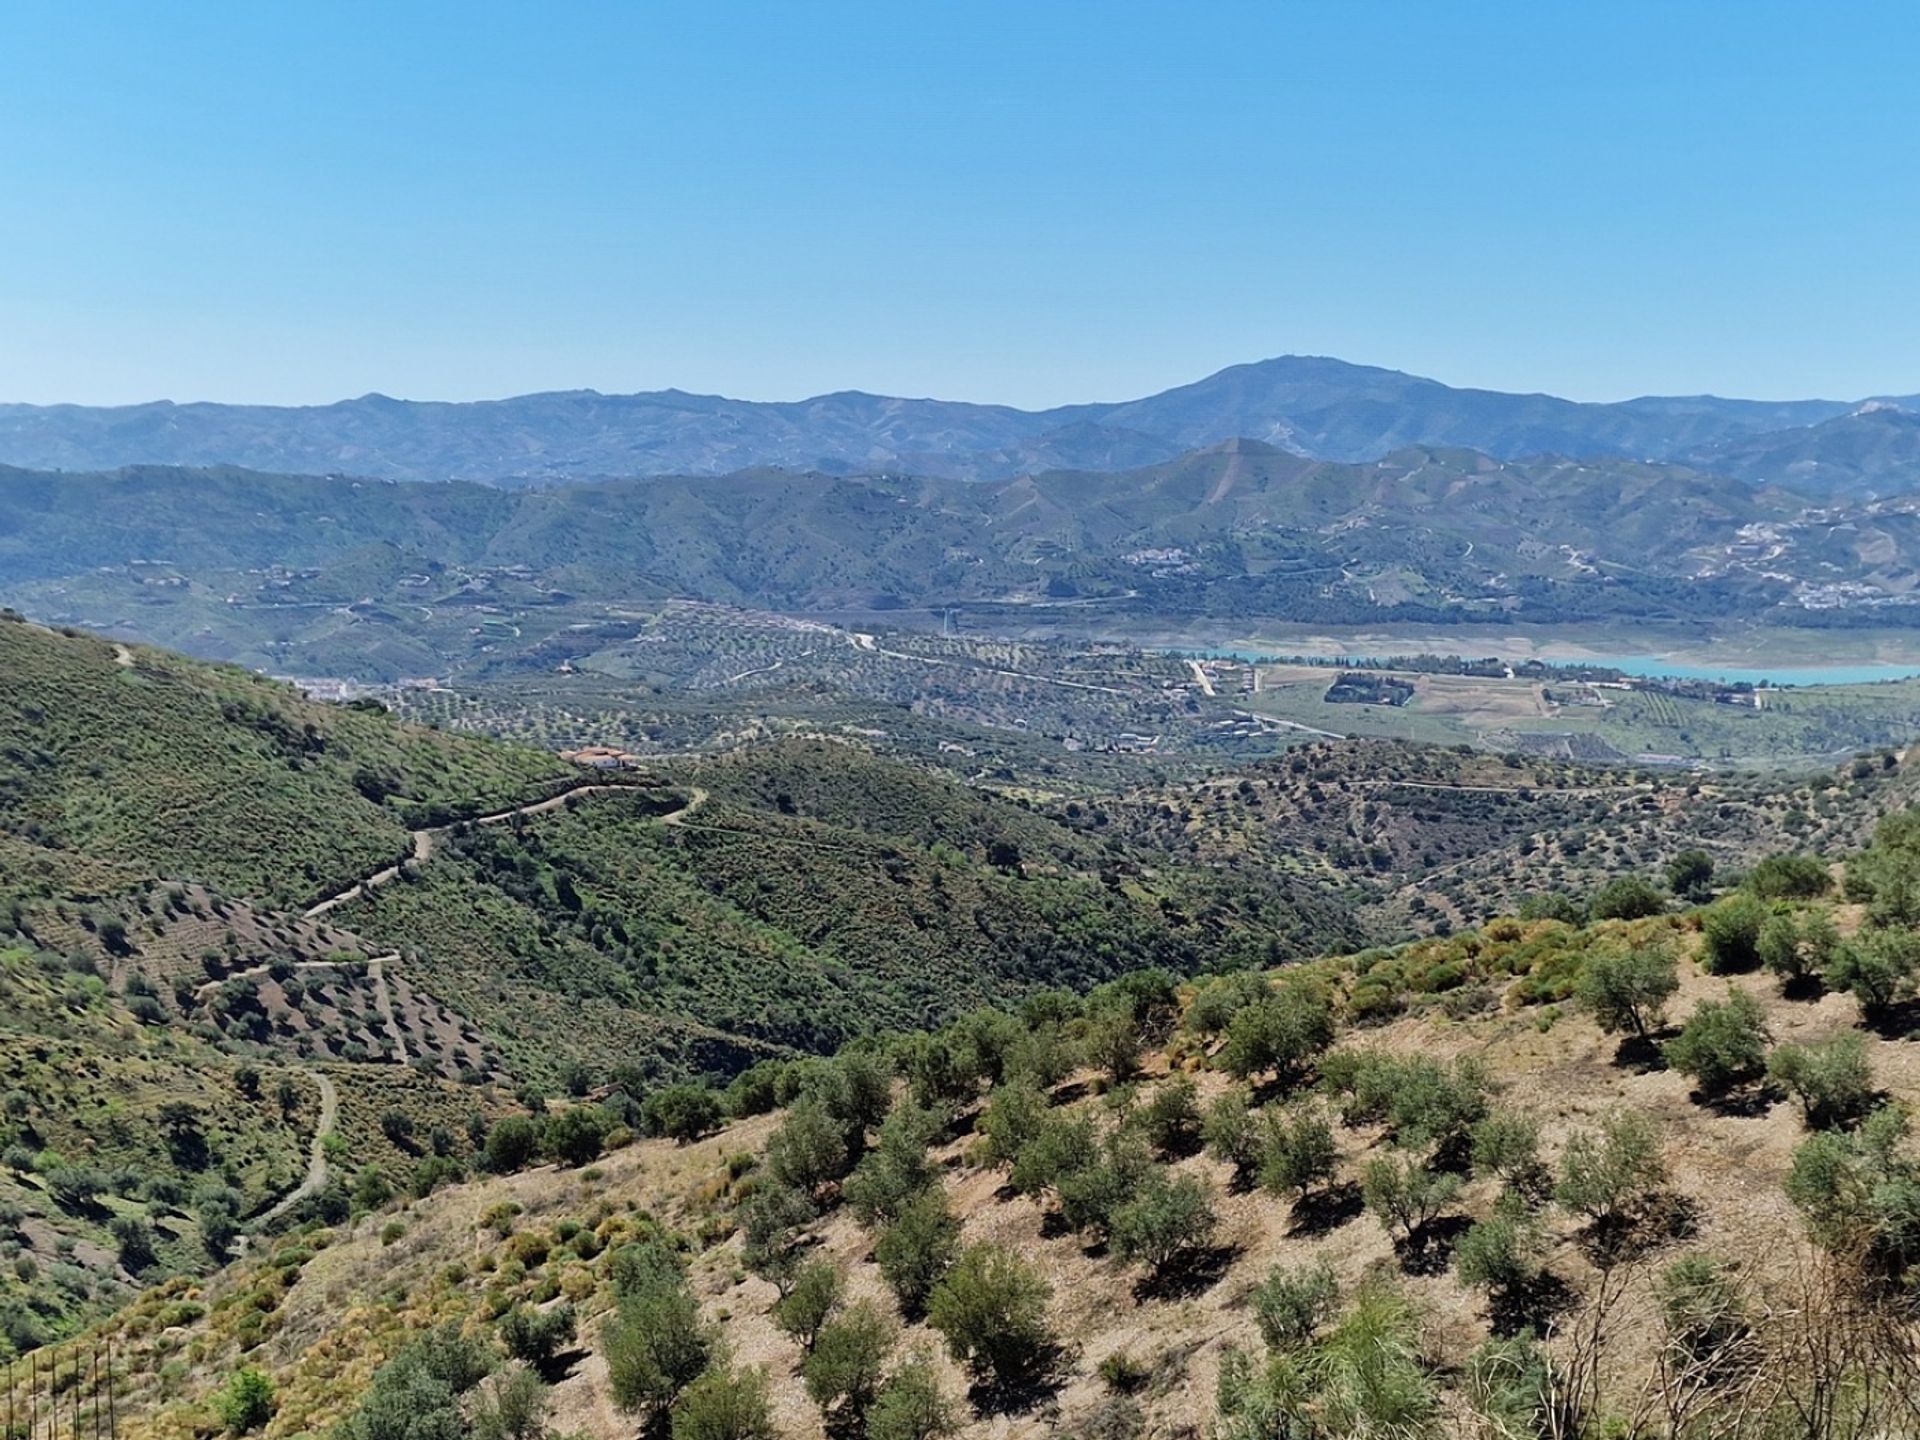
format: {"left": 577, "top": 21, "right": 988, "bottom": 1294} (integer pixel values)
{"left": 3, "top": 1, "right": 1916, "bottom": 408}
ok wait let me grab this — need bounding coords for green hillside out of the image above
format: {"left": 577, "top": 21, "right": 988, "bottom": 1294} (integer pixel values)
{"left": 0, "top": 615, "right": 563, "bottom": 907}
{"left": 335, "top": 742, "right": 1363, "bottom": 1085}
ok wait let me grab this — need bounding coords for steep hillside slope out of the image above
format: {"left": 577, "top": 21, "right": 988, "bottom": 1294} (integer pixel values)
{"left": 47, "top": 832, "right": 1920, "bottom": 1440}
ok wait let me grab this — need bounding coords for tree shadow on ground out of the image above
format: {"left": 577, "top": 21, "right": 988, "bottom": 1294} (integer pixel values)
{"left": 1579, "top": 1192, "right": 1700, "bottom": 1267}
{"left": 1488, "top": 1271, "right": 1578, "bottom": 1338}
{"left": 1132, "top": 1242, "right": 1242, "bottom": 1302}
{"left": 967, "top": 1344, "right": 1071, "bottom": 1418}
{"left": 1611, "top": 1033, "right": 1669, "bottom": 1073}
{"left": 1288, "top": 1180, "right": 1363, "bottom": 1238}
{"left": 1395, "top": 1214, "right": 1472, "bottom": 1277}
{"left": 1863, "top": 1000, "right": 1920, "bottom": 1041}
{"left": 1693, "top": 1080, "right": 1781, "bottom": 1119}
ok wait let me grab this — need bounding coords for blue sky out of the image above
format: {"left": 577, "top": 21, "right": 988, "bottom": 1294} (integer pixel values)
{"left": 2, "top": 1, "right": 1916, "bottom": 407}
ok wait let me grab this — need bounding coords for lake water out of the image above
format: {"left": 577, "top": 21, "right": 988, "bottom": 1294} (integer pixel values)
{"left": 1185, "top": 647, "right": 1920, "bottom": 688}
{"left": 1575, "top": 658, "right": 1920, "bottom": 687}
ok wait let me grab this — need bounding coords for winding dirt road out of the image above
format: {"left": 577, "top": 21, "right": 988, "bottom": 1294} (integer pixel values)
{"left": 256, "top": 1070, "right": 338, "bottom": 1228}
{"left": 304, "top": 782, "right": 705, "bottom": 921}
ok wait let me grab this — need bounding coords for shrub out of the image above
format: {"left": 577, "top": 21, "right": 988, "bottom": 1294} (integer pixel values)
{"left": 1218, "top": 1280, "right": 1438, "bottom": 1440}
{"left": 1380, "top": 1056, "right": 1489, "bottom": 1152}
{"left": 1828, "top": 929, "right": 1920, "bottom": 1018}
{"left": 498, "top": 1302, "right": 576, "bottom": 1371}
{"left": 1140, "top": 1074, "right": 1202, "bottom": 1157}
{"left": 1667, "top": 850, "right": 1715, "bottom": 903}
{"left": 1469, "top": 1110, "right": 1542, "bottom": 1187}
{"left": 772, "top": 1259, "right": 843, "bottom": 1353}
{"left": 1664, "top": 988, "right": 1772, "bottom": 1095}
{"left": 844, "top": 1105, "right": 940, "bottom": 1227}
{"left": 1758, "top": 909, "right": 1840, "bottom": 990}
{"left": 1361, "top": 1155, "right": 1461, "bottom": 1242}
{"left": 1055, "top": 1130, "right": 1155, "bottom": 1238}
{"left": 926, "top": 1244, "right": 1055, "bottom": 1390}
{"left": 1186, "top": 971, "right": 1269, "bottom": 1036}
{"left": 1202, "top": 1090, "right": 1261, "bottom": 1184}
{"left": 334, "top": 1325, "right": 494, "bottom": 1440}
{"left": 1700, "top": 896, "right": 1768, "bottom": 975}
{"left": 214, "top": 1368, "right": 275, "bottom": 1434}
{"left": 1250, "top": 1260, "right": 1339, "bottom": 1351}
{"left": 1555, "top": 1110, "right": 1667, "bottom": 1226}
{"left": 470, "top": 1368, "right": 551, "bottom": 1440}
{"left": 604, "top": 1275, "right": 716, "bottom": 1419}
{"left": 1746, "top": 854, "right": 1832, "bottom": 901}
{"left": 483, "top": 1117, "right": 540, "bottom": 1174}
{"left": 977, "top": 1082, "right": 1047, "bottom": 1170}
{"left": 1109, "top": 1169, "right": 1216, "bottom": 1278}
{"left": 865, "top": 1349, "right": 957, "bottom": 1440}
{"left": 670, "top": 1366, "right": 776, "bottom": 1440}
{"left": 1768, "top": 1033, "right": 1875, "bottom": 1129}
{"left": 380, "top": 1109, "right": 416, "bottom": 1146}
{"left": 724, "top": 1062, "right": 786, "bottom": 1119}
{"left": 1462, "top": 1335, "right": 1562, "bottom": 1440}
{"left": 1454, "top": 1208, "right": 1544, "bottom": 1296}
{"left": 1259, "top": 1106, "right": 1337, "bottom": 1200}
{"left": 543, "top": 1106, "right": 609, "bottom": 1167}
{"left": 1576, "top": 943, "right": 1679, "bottom": 1039}
{"left": 1082, "top": 1006, "right": 1141, "bottom": 1084}
{"left": 1785, "top": 1104, "right": 1920, "bottom": 1275}
{"left": 765, "top": 1098, "right": 851, "bottom": 1200}
{"left": 737, "top": 1182, "right": 815, "bottom": 1295}
{"left": 642, "top": 1085, "right": 723, "bottom": 1144}
{"left": 109, "top": 1214, "right": 157, "bottom": 1272}
{"left": 803, "top": 1301, "right": 896, "bottom": 1424}
{"left": 874, "top": 1190, "right": 959, "bottom": 1319}
{"left": 1590, "top": 876, "right": 1667, "bottom": 921}
{"left": 1217, "top": 984, "right": 1334, "bottom": 1087}
{"left": 1656, "top": 1254, "right": 1751, "bottom": 1370}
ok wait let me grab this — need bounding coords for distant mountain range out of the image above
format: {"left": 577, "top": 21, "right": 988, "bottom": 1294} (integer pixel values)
{"left": 3, "top": 355, "right": 1917, "bottom": 492}
{"left": 11, "top": 440, "right": 1920, "bottom": 681}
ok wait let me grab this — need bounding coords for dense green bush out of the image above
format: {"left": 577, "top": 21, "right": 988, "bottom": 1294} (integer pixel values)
{"left": 926, "top": 1244, "right": 1056, "bottom": 1391}
{"left": 1109, "top": 1169, "right": 1217, "bottom": 1277}
{"left": 1259, "top": 1106, "right": 1337, "bottom": 1200}
{"left": 1249, "top": 1260, "right": 1339, "bottom": 1352}
{"left": 1589, "top": 876, "right": 1667, "bottom": 921}
{"left": 1700, "top": 896, "right": 1768, "bottom": 975}
{"left": 772, "top": 1259, "right": 843, "bottom": 1353}
{"left": 804, "top": 1302, "right": 896, "bottom": 1425}
{"left": 1746, "top": 853, "right": 1832, "bottom": 901}
{"left": 874, "top": 1191, "right": 960, "bottom": 1319}
{"left": 1575, "top": 943, "right": 1678, "bottom": 1039}
{"left": 1555, "top": 1111, "right": 1667, "bottom": 1226}
{"left": 669, "top": 1366, "right": 776, "bottom": 1440}
{"left": 1664, "top": 989, "right": 1771, "bottom": 1095}
{"left": 1768, "top": 1033, "right": 1875, "bottom": 1129}
{"left": 864, "top": 1350, "right": 957, "bottom": 1440}
{"left": 1361, "top": 1155, "right": 1461, "bottom": 1242}
{"left": 213, "top": 1368, "right": 276, "bottom": 1435}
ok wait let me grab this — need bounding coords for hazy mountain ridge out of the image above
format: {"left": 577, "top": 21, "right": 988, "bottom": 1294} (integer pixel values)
{"left": 10, "top": 441, "right": 1919, "bottom": 677}
{"left": 1684, "top": 404, "right": 1920, "bottom": 497}
{"left": 2, "top": 356, "right": 1912, "bottom": 484}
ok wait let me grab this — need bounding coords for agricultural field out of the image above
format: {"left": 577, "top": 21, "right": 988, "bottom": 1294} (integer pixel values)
{"left": 1245, "top": 661, "right": 1920, "bottom": 767}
